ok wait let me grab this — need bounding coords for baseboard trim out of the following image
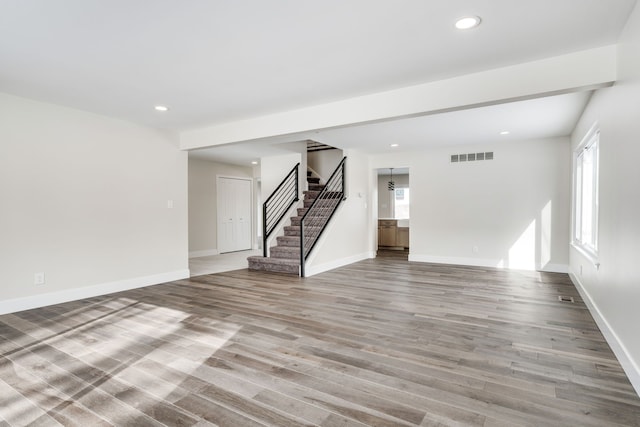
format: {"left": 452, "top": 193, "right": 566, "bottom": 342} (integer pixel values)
{"left": 408, "top": 254, "right": 568, "bottom": 273}
{"left": 569, "top": 272, "right": 640, "bottom": 397}
{"left": 305, "top": 251, "right": 375, "bottom": 277}
{"left": 0, "top": 269, "right": 190, "bottom": 315}
{"left": 540, "top": 263, "right": 569, "bottom": 273}
{"left": 408, "top": 254, "right": 501, "bottom": 268}
{"left": 189, "top": 249, "right": 219, "bottom": 258}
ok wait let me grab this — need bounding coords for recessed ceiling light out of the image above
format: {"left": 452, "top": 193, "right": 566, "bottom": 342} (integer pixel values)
{"left": 390, "top": 143, "right": 399, "bottom": 147}
{"left": 500, "top": 130, "right": 510, "bottom": 135}
{"left": 455, "top": 16, "right": 481, "bottom": 30}
{"left": 154, "top": 105, "right": 169, "bottom": 112}
{"left": 251, "top": 161, "right": 259, "bottom": 165}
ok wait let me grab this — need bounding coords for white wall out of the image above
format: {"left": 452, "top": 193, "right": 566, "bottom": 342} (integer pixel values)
{"left": 569, "top": 2, "right": 640, "bottom": 395}
{"left": 0, "top": 93, "right": 188, "bottom": 313}
{"left": 307, "top": 148, "right": 344, "bottom": 182}
{"left": 260, "top": 152, "right": 304, "bottom": 205}
{"left": 371, "top": 137, "right": 571, "bottom": 272}
{"left": 306, "top": 150, "right": 375, "bottom": 275}
{"left": 188, "top": 157, "right": 253, "bottom": 257}
{"left": 259, "top": 152, "right": 304, "bottom": 252}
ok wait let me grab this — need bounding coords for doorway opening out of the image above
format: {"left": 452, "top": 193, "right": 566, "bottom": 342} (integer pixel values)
{"left": 376, "top": 167, "right": 410, "bottom": 260}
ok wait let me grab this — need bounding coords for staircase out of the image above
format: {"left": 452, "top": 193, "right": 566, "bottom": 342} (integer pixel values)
{"left": 248, "top": 173, "right": 326, "bottom": 275}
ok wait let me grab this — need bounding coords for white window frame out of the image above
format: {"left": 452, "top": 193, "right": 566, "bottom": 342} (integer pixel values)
{"left": 572, "top": 123, "right": 600, "bottom": 260}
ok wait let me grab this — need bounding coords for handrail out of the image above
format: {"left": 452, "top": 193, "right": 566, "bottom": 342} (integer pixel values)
{"left": 263, "top": 163, "right": 299, "bottom": 257}
{"left": 299, "top": 157, "right": 347, "bottom": 277}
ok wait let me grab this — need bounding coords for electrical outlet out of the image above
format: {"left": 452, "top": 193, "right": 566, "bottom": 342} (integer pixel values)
{"left": 167, "top": 199, "right": 174, "bottom": 209}
{"left": 34, "top": 272, "right": 45, "bottom": 286}
{"left": 472, "top": 246, "right": 479, "bottom": 254}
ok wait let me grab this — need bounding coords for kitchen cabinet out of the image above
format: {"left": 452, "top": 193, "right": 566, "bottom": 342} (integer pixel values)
{"left": 397, "top": 227, "right": 409, "bottom": 248}
{"left": 379, "top": 220, "right": 397, "bottom": 246}
{"left": 378, "top": 219, "right": 409, "bottom": 248}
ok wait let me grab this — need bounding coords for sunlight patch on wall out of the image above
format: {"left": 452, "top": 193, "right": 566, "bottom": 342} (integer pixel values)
{"left": 540, "top": 200, "right": 552, "bottom": 268}
{"left": 508, "top": 219, "right": 536, "bottom": 270}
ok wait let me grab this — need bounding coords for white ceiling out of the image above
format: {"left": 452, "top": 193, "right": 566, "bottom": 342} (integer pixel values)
{"left": 1, "top": 0, "right": 635, "bottom": 131}
{"left": 190, "top": 90, "right": 593, "bottom": 164}
{"left": 316, "top": 91, "right": 594, "bottom": 153}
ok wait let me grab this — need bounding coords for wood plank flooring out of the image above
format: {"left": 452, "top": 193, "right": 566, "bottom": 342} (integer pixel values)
{"left": 1, "top": 257, "right": 639, "bottom": 426}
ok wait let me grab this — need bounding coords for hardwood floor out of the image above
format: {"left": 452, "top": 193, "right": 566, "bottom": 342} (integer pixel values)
{"left": 376, "top": 248, "right": 409, "bottom": 260}
{"left": 1, "top": 257, "right": 639, "bottom": 426}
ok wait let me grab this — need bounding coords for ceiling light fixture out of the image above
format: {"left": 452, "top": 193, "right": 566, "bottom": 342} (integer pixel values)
{"left": 154, "top": 105, "right": 169, "bottom": 112}
{"left": 500, "top": 130, "right": 510, "bottom": 135}
{"left": 251, "top": 161, "right": 258, "bottom": 165}
{"left": 390, "top": 143, "right": 399, "bottom": 147}
{"left": 388, "top": 168, "right": 395, "bottom": 191}
{"left": 455, "top": 16, "right": 481, "bottom": 30}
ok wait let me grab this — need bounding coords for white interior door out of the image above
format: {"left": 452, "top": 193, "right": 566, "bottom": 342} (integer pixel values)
{"left": 234, "top": 179, "right": 251, "bottom": 251}
{"left": 218, "top": 177, "right": 252, "bottom": 253}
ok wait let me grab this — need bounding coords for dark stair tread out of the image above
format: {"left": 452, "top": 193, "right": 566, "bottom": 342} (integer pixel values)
{"left": 297, "top": 208, "right": 332, "bottom": 216}
{"left": 269, "top": 246, "right": 300, "bottom": 259}
{"left": 270, "top": 246, "right": 299, "bottom": 253}
{"left": 276, "top": 236, "right": 300, "bottom": 246}
{"left": 247, "top": 256, "right": 299, "bottom": 275}
{"left": 248, "top": 256, "right": 299, "bottom": 265}
{"left": 285, "top": 228, "right": 321, "bottom": 236}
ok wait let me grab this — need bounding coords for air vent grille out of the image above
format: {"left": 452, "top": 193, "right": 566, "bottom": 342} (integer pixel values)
{"left": 450, "top": 151, "right": 494, "bottom": 163}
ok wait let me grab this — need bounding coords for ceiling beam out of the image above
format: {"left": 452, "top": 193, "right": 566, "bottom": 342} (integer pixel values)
{"left": 181, "top": 45, "right": 616, "bottom": 150}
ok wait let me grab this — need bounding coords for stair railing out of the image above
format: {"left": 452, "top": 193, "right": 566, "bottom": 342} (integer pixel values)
{"left": 299, "top": 157, "right": 347, "bottom": 277}
{"left": 263, "top": 163, "right": 299, "bottom": 257}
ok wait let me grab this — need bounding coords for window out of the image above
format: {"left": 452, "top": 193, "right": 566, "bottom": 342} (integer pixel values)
{"left": 394, "top": 188, "right": 410, "bottom": 219}
{"left": 574, "top": 126, "right": 599, "bottom": 256}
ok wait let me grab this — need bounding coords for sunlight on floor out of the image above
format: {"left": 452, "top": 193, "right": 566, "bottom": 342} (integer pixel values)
{"left": 0, "top": 299, "right": 242, "bottom": 425}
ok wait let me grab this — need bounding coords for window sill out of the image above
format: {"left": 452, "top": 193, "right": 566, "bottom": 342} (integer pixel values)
{"left": 571, "top": 243, "right": 600, "bottom": 269}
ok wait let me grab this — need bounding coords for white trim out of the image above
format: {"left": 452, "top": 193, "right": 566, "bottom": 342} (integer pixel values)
{"left": 189, "top": 249, "right": 219, "bottom": 258}
{"left": 305, "top": 251, "right": 375, "bottom": 277}
{"left": 408, "top": 254, "right": 568, "bottom": 273}
{"left": 570, "top": 243, "right": 600, "bottom": 268}
{"left": 0, "top": 269, "right": 190, "bottom": 315}
{"left": 409, "top": 254, "right": 502, "bottom": 268}
{"left": 572, "top": 122, "right": 600, "bottom": 257}
{"left": 540, "top": 263, "right": 569, "bottom": 274}
{"left": 569, "top": 272, "right": 640, "bottom": 397}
